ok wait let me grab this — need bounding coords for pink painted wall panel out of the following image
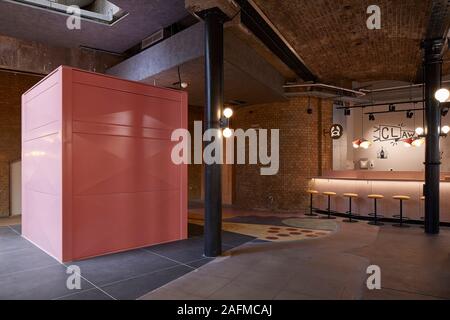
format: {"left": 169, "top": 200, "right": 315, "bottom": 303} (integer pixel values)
{"left": 22, "top": 68, "right": 63, "bottom": 261}
{"left": 72, "top": 134, "right": 179, "bottom": 195}
{"left": 72, "top": 190, "right": 182, "bottom": 259}
{"left": 22, "top": 66, "right": 188, "bottom": 262}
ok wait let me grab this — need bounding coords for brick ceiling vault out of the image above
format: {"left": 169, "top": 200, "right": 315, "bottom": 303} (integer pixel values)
{"left": 252, "top": 0, "right": 436, "bottom": 85}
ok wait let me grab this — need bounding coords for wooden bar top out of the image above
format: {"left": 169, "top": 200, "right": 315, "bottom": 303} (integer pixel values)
{"left": 314, "top": 170, "right": 450, "bottom": 182}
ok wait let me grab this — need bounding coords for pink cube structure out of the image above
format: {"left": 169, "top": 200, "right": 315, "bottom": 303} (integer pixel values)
{"left": 22, "top": 66, "right": 188, "bottom": 262}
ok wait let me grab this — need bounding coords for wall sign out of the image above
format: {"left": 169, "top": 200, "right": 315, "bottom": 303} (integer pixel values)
{"left": 330, "top": 124, "right": 344, "bottom": 140}
{"left": 373, "top": 123, "right": 415, "bottom": 146}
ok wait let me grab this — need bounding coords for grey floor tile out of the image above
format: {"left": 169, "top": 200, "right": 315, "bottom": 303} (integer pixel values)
{"left": 0, "top": 264, "right": 94, "bottom": 300}
{"left": 73, "top": 249, "right": 178, "bottom": 286}
{"left": 186, "top": 258, "right": 214, "bottom": 269}
{"left": 222, "top": 232, "right": 255, "bottom": 247}
{"left": 9, "top": 224, "right": 21, "bottom": 235}
{"left": 0, "top": 230, "right": 32, "bottom": 253}
{"left": 101, "top": 265, "right": 192, "bottom": 300}
{"left": 56, "top": 288, "right": 114, "bottom": 300}
{"left": 0, "top": 246, "right": 59, "bottom": 276}
{"left": 144, "top": 239, "right": 205, "bottom": 264}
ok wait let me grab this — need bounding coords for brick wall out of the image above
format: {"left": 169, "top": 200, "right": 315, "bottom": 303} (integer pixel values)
{"left": 232, "top": 97, "right": 333, "bottom": 212}
{"left": 0, "top": 71, "right": 43, "bottom": 217}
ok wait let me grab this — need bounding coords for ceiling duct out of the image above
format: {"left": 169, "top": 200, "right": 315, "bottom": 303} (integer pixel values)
{"left": 6, "top": 0, "right": 128, "bottom": 25}
{"left": 56, "top": 0, "right": 95, "bottom": 7}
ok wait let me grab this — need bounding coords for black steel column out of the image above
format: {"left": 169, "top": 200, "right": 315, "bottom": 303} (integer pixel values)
{"left": 423, "top": 39, "right": 444, "bottom": 234}
{"left": 202, "top": 8, "right": 227, "bottom": 257}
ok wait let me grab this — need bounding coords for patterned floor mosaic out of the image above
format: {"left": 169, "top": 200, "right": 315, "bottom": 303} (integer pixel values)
{"left": 188, "top": 216, "right": 334, "bottom": 242}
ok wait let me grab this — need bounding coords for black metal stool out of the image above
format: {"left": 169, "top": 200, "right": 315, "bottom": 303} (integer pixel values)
{"left": 322, "top": 192, "right": 337, "bottom": 219}
{"left": 392, "top": 195, "right": 410, "bottom": 228}
{"left": 306, "top": 190, "right": 319, "bottom": 216}
{"left": 343, "top": 193, "right": 359, "bottom": 223}
{"left": 368, "top": 194, "right": 384, "bottom": 226}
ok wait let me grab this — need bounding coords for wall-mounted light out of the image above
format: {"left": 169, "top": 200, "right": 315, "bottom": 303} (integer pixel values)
{"left": 415, "top": 127, "right": 425, "bottom": 136}
{"left": 220, "top": 107, "right": 233, "bottom": 139}
{"left": 442, "top": 125, "right": 450, "bottom": 135}
{"left": 223, "top": 107, "right": 233, "bottom": 119}
{"left": 403, "top": 137, "right": 425, "bottom": 148}
{"left": 435, "top": 88, "right": 450, "bottom": 103}
{"left": 352, "top": 139, "right": 362, "bottom": 149}
{"left": 412, "top": 138, "right": 425, "bottom": 147}
{"left": 359, "top": 139, "right": 372, "bottom": 149}
{"left": 403, "top": 138, "right": 414, "bottom": 148}
{"left": 222, "top": 127, "right": 233, "bottom": 138}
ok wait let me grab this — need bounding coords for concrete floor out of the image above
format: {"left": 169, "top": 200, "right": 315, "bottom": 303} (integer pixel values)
{"left": 140, "top": 217, "right": 450, "bottom": 300}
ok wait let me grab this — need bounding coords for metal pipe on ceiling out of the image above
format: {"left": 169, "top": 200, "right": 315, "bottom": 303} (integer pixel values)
{"left": 359, "top": 80, "right": 450, "bottom": 93}
{"left": 283, "top": 83, "right": 366, "bottom": 96}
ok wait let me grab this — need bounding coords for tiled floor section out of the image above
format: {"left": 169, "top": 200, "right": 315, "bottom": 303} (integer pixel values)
{"left": 190, "top": 215, "right": 336, "bottom": 242}
{"left": 141, "top": 219, "right": 450, "bottom": 300}
{"left": 0, "top": 223, "right": 254, "bottom": 300}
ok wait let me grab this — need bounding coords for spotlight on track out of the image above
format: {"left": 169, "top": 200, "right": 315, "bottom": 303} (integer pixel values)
{"left": 406, "top": 110, "right": 414, "bottom": 119}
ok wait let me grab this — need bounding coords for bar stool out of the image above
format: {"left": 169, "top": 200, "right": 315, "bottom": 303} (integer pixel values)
{"left": 322, "top": 192, "right": 337, "bottom": 219}
{"left": 392, "top": 195, "right": 410, "bottom": 228}
{"left": 420, "top": 196, "right": 425, "bottom": 228}
{"left": 343, "top": 193, "right": 359, "bottom": 223}
{"left": 367, "top": 194, "right": 384, "bottom": 226}
{"left": 306, "top": 190, "right": 319, "bottom": 217}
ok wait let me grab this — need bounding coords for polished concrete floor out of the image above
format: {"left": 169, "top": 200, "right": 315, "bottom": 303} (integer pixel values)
{"left": 141, "top": 216, "right": 450, "bottom": 300}
{"left": 1, "top": 211, "right": 449, "bottom": 300}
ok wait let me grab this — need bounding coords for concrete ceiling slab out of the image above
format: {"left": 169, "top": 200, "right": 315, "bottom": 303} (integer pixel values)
{"left": 0, "top": 0, "right": 189, "bottom": 53}
{"left": 147, "top": 57, "right": 286, "bottom": 107}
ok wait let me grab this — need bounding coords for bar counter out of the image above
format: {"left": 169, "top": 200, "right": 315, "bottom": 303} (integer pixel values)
{"left": 311, "top": 171, "right": 450, "bottom": 224}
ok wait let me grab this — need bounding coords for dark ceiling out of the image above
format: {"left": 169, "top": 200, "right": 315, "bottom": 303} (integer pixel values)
{"left": 253, "top": 0, "right": 435, "bottom": 85}
{"left": 0, "top": 0, "right": 189, "bottom": 53}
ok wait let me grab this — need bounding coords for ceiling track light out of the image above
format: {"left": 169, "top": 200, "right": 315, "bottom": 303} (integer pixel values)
{"left": 406, "top": 110, "right": 414, "bottom": 119}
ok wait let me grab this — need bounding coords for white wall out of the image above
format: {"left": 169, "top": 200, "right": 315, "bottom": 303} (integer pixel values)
{"left": 333, "top": 103, "right": 450, "bottom": 172}
{"left": 10, "top": 160, "right": 21, "bottom": 216}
